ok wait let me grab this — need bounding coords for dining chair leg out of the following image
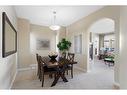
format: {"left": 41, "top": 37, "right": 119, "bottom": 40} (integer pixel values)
{"left": 61, "top": 72, "right": 68, "bottom": 82}
{"left": 38, "top": 70, "right": 39, "bottom": 79}
{"left": 71, "top": 66, "right": 73, "bottom": 78}
{"left": 71, "top": 69, "right": 73, "bottom": 78}
{"left": 39, "top": 70, "right": 42, "bottom": 81}
{"left": 42, "top": 74, "right": 44, "bottom": 87}
{"left": 37, "top": 66, "right": 39, "bottom": 76}
{"left": 38, "top": 68, "right": 39, "bottom": 78}
{"left": 66, "top": 70, "right": 68, "bottom": 75}
{"left": 49, "top": 74, "right": 53, "bottom": 78}
{"left": 51, "top": 73, "right": 60, "bottom": 87}
{"left": 39, "top": 75, "right": 41, "bottom": 81}
{"left": 37, "top": 70, "right": 38, "bottom": 76}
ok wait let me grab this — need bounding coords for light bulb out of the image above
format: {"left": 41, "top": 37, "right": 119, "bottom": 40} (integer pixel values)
{"left": 49, "top": 25, "right": 61, "bottom": 31}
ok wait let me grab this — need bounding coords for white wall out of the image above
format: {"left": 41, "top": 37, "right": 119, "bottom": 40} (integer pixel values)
{"left": 30, "top": 24, "right": 57, "bottom": 55}
{"left": 0, "top": 6, "right": 17, "bottom": 89}
{"left": 30, "top": 24, "right": 56, "bottom": 65}
{"left": 18, "top": 18, "right": 32, "bottom": 68}
{"left": 18, "top": 20, "right": 66, "bottom": 68}
{"left": 30, "top": 24, "right": 66, "bottom": 66}
{"left": 56, "top": 27, "right": 66, "bottom": 53}
{"left": 119, "top": 6, "right": 127, "bottom": 89}
{"left": 104, "top": 34, "right": 115, "bottom": 41}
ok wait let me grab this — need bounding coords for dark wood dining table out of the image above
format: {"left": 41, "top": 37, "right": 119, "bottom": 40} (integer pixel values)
{"left": 44, "top": 56, "right": 77, "bottom": 87}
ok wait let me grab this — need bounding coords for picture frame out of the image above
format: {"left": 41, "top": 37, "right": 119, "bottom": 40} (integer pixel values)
{"left": 74, "top": 34, "right": 82, "bottom": 54}
{"left": 36, "top": 39, "right": 50, "bottom": 50}
{"left": 2, "top": 12, "right": 17, "bottom": 57}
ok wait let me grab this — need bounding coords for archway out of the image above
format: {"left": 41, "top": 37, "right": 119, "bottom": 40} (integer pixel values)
{"left": 87, "top": 18, "right": 115, "bottom": 72}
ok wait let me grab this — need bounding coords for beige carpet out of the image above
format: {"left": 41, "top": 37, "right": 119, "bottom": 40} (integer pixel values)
{"left": 12, "top": 59, "right": 114, "bottom": 89}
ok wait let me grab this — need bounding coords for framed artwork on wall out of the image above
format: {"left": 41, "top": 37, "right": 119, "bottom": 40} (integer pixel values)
{"left": 2, "top": 12, "right": 17, "bottom": 57}
{"left": 74, "top": 34, "right": 82, "bottom": 54}
{"left": 36, "top": 39, "right": 50, "bottom": 50}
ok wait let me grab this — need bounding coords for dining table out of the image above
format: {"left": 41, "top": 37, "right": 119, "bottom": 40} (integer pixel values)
{"left": 43, "top": 56, "right": 77, "bottom": 87}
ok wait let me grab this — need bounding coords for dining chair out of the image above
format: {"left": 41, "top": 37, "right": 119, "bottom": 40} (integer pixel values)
{"left": 38, "top": 56, "right": 57, "bottom": 87}
{"left": 36, "top": 54, "right": 41, "bottom": 80}
{"left": 66, "top": 53, "right": 75, "bottom": 78}
{"left": 41, "top": 56, "right": 53, "bottom": 78}
{"left": 61, "top": 52, "right": 66, "bottom": 59}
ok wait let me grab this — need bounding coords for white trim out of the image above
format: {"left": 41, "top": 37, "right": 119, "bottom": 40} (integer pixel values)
{"left": 9, "top": 70, "right": 17, "bottom": 89}
{"left": 74, "top": 66, "right": 86, "bottom": 72}
{"left": 18, "top": 66, "right": 36, "bottom": 71}
{"left": 18, "top": 65, "right": 37, "bottom": 72}
{"left": 18, "top": 67, "right": 31, "bottom": 71}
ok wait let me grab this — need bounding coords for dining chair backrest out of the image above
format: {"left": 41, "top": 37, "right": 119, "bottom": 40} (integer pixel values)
{"left": 67, "top": 53, "right": 75, "bottom": 62}
{"left": 36, "top": 53, "right": 39, "bottom": 63}
{"left": 61, "top": 52, "right": 66, "bottom": 59}
{"left": 38, "top": 55, "right": 45, "bottom": 72}
{"left": 36, "top": 54, "right": 41, "bottom": 71}
{"left": 41, "top": 56, "right": 50, "bottom": 64}
{"left": 36, "top": 54, "right": 45, "bottom": 66}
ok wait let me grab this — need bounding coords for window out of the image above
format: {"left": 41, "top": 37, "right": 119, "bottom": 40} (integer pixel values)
{"left": 74, "top": 34, "right": 82, "bottom": 54}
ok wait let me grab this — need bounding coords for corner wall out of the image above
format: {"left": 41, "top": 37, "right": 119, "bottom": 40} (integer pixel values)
{"left": 0, "top": 6, "right": 17, "bottom": 89}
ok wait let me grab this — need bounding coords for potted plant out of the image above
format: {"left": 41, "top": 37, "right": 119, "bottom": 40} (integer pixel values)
{"left": 57, "top": 38, "right": 71, "bottom": 54}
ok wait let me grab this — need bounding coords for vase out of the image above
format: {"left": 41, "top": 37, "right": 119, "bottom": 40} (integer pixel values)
{"left": 48, "top": 55, "right": 58, "bottom": 60}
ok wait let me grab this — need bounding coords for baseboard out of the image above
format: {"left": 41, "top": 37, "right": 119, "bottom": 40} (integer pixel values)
{"left": 86, "top": 69, "right": 91, "bottom": 73}
{"left": 74, "top": 66, "right": 87, "bottom": 72}
{"left": 9, "top": 65, "right": 36, "bottom": 89}
{"left": 9, "top": 70, "right": 17, "bottom": 89}
{"left": 18, "top": 67, "right": 32, "bottom": 71}
{"left": 113, "top": 82, "right": 120, "bottom": 89}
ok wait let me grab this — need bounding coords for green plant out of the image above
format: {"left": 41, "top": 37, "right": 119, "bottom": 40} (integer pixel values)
{"left": 57, "top": 38, "right": 71, "bottom": 52}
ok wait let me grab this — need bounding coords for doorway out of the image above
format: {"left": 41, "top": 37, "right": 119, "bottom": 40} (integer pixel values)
{"left": 87, "top": 18, "right": 115, "bottom": 78}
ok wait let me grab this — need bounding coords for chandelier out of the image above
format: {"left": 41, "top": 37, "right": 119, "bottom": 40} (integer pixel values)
{"left": 49, "top": 11, "right": 60, "bottom": 31}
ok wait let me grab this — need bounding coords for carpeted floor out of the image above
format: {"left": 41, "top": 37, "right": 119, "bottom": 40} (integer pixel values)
{"left": 12, "top": 58, "right": 114, "bottom": 89}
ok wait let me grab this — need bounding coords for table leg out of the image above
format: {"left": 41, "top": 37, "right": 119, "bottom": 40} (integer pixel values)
{"left": 61, "top": 72, "right": 68, "bottom": 82}
{"left": 105, "top": 61, "right": 108, "bottom": 65}
{"left": 51, "top": 72, "right": 68, "bottom": 87}
{"left": 51, "top": 73, "right": 60, "bottom": 87}
{"left": 108, "top": 63, "right": 111, "bottom": 67}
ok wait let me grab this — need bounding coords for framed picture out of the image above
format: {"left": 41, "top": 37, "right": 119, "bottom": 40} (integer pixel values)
{"left": 2, "top": 12, "right": 17, "bottom": 57}
{"left": 36, "top": 39, "right": 50, "bottom": 50}
{"left": 74, "top": 34, "right": 82, "bottom": 54}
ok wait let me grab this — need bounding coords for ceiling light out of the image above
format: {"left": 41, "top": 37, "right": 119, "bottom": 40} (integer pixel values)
{"left": 49, "top": 25, "right": 60, "bottom": 31}
{"left": 49, "top": 11, "right": 60, "bottom": 31}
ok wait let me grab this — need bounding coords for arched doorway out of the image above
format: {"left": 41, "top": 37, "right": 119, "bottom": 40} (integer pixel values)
{"left": 87, "top": 18, "right": 115, "bottom": 74}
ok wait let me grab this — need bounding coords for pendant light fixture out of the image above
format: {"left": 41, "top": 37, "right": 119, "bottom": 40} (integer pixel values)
{"left": 49, "top": 11, "right": 60, "bottom": 31}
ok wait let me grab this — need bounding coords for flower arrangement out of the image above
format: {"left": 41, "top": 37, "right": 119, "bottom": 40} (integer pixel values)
{"left": 49, "top": 51, "right": 58, "bottom": 56}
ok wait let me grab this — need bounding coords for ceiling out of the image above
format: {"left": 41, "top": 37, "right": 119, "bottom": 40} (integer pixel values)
{"left": 14, "top": 6, "right": 103, "bottom": 27}
{"left": 89, "top": 18, "right": 115, "bottom": 34}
